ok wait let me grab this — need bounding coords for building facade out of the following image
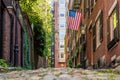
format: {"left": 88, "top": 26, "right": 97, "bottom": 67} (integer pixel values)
{"left": 0, "top": 0, "right": 34, "bottom": 68}
{"left": 66, "top": 0, "right": 120, "bottom": 69}
{"left": 53, "top": 0, "right": 68, "bottom": 68}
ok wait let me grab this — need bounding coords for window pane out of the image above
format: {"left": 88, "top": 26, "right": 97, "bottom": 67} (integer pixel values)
{"left": 60, "top": 13, "right": 64, "bottom": 17}
{"left": 59, "top": 31, "right": 65, "bottom": 39}
{"left": 60, "top": 23, "right": 65, "bottom": 28}
{"left": 110, "top": 13, "right": 114, "bottom": 41}
{"left": 61, "top": 53, "right": 64, "bottom": 58}
{"left": 96, "top": 18, "right": 101, "bottom": 47}
{"left": 100, "top": 12, "right": 103, "bottom": 42}
{"left": 93, "top": 25, "right": 96, "bottom": 51}
{"left": 59, "top": 0, "right": 65, "bottom": 4}
{"left": 107, "top": 3, "right": 119, "bottom": 49}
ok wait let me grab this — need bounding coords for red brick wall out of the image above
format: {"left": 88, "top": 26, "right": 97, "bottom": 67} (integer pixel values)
{"left": 84, "top": 0, "right": 103, "bottom": 66}
{"left": 2, "top": 9, "right": 11, "bottom": 62}
{"left": 54, "top": 1, "right": 59, "bottom": 68}
{"left": 7, "top": 8, "right": 16, "bottom": 65}
{"left": 54, "top": 1, "right": 66, "bottom": 68}
{"left": 17, "top": 21, "right": 21, "bottom": 66}
{"left": 85, "top": 0, "right": 120, "bottom": 67}
{"left": 2, "top": 7, "right": 24, "bottom": 66}
{"left": 105, "top": 0, "right": 120, "bottom": 65}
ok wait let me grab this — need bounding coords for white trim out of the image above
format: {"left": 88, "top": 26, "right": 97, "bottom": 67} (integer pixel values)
{"left": 84, "top": 24, "right": 87, "bottom": 29}
{"left": 7, "top": 6, "right": 13, "bottom": 9}
{"left": 108, "top": 0, "right": 117, "bottom": 16}
{"left": 95, "top": 10, "right": 102, "bottom": 22}
{"left": 87, "top": 20, "right": 92, "bottom": 30}
{"left": 111, "top": 55, "right": 116, "bottom": 61}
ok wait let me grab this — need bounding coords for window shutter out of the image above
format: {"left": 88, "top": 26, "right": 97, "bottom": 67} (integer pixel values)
{"left": 9, "top": 14, "right": 14, "bottom": 64}
{"left": 84, "top": 0, "right": 86, "bottom": 18}
{"left": 100, "top": 11, "right": 103, "bottom": 42}
{"left": 0, "top": 6, "right": 4, "bottom": 58}
{"left": 107, "top": 18, "right": 110, "bottom": 44}
{"left": 88, "top": 0, "right": 90, "bottom": 18}
{"left": 91, "top": 0, "right": 94, "bottom": 11}
{"left": 93, "top": 25, "right": 96, "bottom": 52}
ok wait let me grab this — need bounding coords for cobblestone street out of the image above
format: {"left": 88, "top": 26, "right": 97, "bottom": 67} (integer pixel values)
{"left": 0, "top": 67, "right": 120, "bottom": 80}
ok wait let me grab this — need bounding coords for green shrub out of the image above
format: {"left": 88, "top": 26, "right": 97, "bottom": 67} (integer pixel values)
{"left": 67, "top": 57, "right": 73, "bottom": 68}
{"left": 75, "top": 63, "right": 81, "bottom": 68}
{"left": 0, "top": 59, "right": 8, "bottom": 67}
{"left": 15, "top": 66, "right": 22, "bottom": 71}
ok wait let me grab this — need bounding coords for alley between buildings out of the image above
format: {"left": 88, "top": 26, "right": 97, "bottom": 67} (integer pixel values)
{"left": 0, "top": 67, "right": 120, "bottom": 80}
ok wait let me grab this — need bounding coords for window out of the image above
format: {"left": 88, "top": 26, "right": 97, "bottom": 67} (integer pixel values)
{"left": 91, "top": 0, "right": 94, "bottom": 11}
{"left": 60, "top": 45, "right": 64, "bottom": 48}
{"left": 84, "top": 0, "right": 95, "bottom": 18}
{"left": 84, "top": 0, "right": 91, "bottom": 18}
{"left": 61, "top": 52, "right": 64, "bottom": 58}
{"left": 96, "top": 18, "right": 101, "bottom": 47}
{"left": 59, "top": 41, "right": 64, "bottom": 48}
{"left": 60, "top": 23, "right": 65, "bottom": 28}
{"left": 96, "top": 11, "right": 103, "bottom": 48}
{"left": 94, "top": 0, "right": 97, "bottom": 4}
{"left": 59, "top": 0, "right": 65, "bottom": 4}
{"left": 59, "top": 11, "right": 65, "bottom": 17}
{"left": 60, "top": 13, "right": 65, "bottom": 17}
{"left": 59, "top": 31, "right": 65, "bottom": 39}
{"left": 84, "top": 0, "right": 88, "bottom": 18}
{"left": 89, "top": 0, "right": 95, "bottom": 16}
{"left": 59, "top": 52, "right": 65, "bottom": 59}
{"left": 107, "top": 3, "right": 119, "bottom": 49}
{"left": 59, "top": 0, "right": 65, "bottom": 7}
{"left": 93, "top": 25, "right": 96, "bottom": 52}
{"left": 93, "top": 11, "right": 103, "bottom": 50}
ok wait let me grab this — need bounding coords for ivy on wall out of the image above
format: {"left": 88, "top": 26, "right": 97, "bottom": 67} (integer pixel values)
{"left": 23, "top": 26, "right": 32, "bottom": 69}
{"left": 20, "top": 0, "right": 53, "bottom": 67}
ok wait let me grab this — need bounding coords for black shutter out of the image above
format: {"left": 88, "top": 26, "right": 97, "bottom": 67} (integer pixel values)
{"left": 100, "top": 11, "right": 103, "bottom": 42}
{"left": 9, "top": 14, "right": 14, "bottom": 64}
{"left": 21, "top": 29, "right": 24, "bottom": 67}
{"left": 84, "top": 0, "right": 86, "bottom": 18}
{"left": 107, "top": 18, "right": 110, "bottom": 44}
{"left": 88, "top": 0, "right": 90, "bottom": 18}
{"left": 0, "top": 5, "right": 4, "bottom": 58}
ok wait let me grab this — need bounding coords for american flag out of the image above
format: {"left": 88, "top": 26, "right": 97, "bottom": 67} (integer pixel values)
{"left": 68, "top": 10, "right": 82, "bottom": 30}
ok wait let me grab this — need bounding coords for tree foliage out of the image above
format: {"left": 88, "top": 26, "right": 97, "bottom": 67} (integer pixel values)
{"left": 20, "top": 0, "right": 53, "bottom": 58}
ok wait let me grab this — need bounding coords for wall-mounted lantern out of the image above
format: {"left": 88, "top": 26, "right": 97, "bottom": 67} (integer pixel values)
{"left": 81, "top": 24, "right": 85, "bottom": 34}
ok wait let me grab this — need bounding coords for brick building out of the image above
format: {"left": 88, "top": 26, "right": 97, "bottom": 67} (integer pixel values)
{"left": 53, "top": 0, "right": 68, "bottom": 68}
{"left": 66, "top": 0, "right": 120, "bottom": 68}
{"left": 0, "top": 0, "right": 34, "bottom": 68}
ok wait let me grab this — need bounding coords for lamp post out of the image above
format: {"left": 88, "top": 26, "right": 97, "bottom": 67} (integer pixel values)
{"left": 80, "top": 24, "right": 86, "bottom": 69}
{"left": 81, "top": 24, "right": 85, "bottom": 34}
{"left": 14, "top": 2, "right": 19, "bottom": 66}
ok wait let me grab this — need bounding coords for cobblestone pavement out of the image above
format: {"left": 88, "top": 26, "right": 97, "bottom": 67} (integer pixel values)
{"left": 0, "top": 67, "right": 120, "bottom": 80}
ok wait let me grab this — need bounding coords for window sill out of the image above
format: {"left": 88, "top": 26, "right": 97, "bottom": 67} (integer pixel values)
{"left": 96, "top": 43, "right": 101, "bottom": 50}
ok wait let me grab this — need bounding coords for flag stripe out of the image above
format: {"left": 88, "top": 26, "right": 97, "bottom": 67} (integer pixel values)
{"left": 68, "top": 10, "right": 82, "bottom": 30}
